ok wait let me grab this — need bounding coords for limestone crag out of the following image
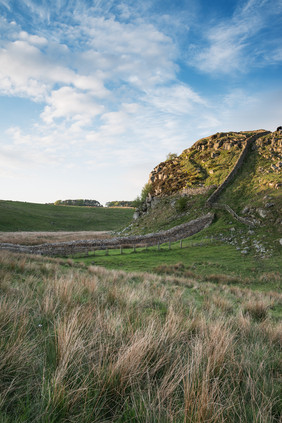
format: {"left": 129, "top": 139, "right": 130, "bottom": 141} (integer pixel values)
{"left": 148, "top": 130, "right": 274, "bottom": 198}
{"left": 149, "top": 159, "right": 188, "bottom": 196}
{"left": 256, "top": 132, "right": 282, "bottom": 176}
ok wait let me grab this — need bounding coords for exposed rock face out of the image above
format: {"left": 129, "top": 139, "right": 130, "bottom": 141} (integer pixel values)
{"left": 149, "top": 160, "right": 188, "bottom": 195}
{"left": 148, "top": 130, "right": 280, "bottom": 198}
{"left": 256, "top": 132, "right": 282, "bottom": 159}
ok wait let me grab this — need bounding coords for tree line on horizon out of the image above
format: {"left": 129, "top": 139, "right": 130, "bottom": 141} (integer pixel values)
{"left": 54, "top": 199, "right": 103, "bottom": 207}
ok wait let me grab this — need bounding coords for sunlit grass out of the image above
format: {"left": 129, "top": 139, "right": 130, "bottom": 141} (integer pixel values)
{"left": 0, "top": 251, "right": 281, "bottom": 422}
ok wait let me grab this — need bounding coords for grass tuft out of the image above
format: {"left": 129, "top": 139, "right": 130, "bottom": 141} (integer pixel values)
{"left": 0, "top": 251, "right": 281, "bottom": 422}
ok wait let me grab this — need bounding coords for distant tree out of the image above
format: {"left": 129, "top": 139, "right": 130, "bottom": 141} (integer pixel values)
{"left": 54, "top": 199, "right": 102, "bottom": 207}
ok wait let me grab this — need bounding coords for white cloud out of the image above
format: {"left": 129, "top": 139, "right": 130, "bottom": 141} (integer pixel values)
{"left": 41, "top": 87, "right": 104, "bottom": 124}
{"left": 267, "top": 47, "right": 282, "bottom": 64}
{"left": 0, "top": 11, "right": 179, "bottom": 120}
{"left": 19, "top": 30, "right": 48, "bottom": 46}
{"left": 0, "top": 21, "right": 109, "bottom": 103}
{"left": 192, "top": 22, "right": 257, "bottom": 74}
{"left": 191, "top": 0, "right": 282, "bottom": 74}
{"left": 143, "top": 84, "right": 206, "bottom": 115}
{"left": 71, "top": 14, "right": 178, "bottom": 89}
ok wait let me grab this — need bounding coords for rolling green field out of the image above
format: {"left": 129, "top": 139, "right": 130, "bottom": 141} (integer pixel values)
{"left": 0, "top": 200, "right": 134, "bottom": 231}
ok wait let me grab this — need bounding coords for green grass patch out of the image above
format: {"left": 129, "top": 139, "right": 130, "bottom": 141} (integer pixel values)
{"left": 72, "top": 235, "right": 281, "bottom": 292}
{"left": 0, "top": 200, "right": 134, "bottom": 231}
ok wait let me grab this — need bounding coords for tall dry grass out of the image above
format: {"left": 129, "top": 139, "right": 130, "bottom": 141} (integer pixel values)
{"left": 0, "top": 250, "right": 281, "bottom": 422}
{"left": 0, "top": 231, "right": 112, "bottom": 245}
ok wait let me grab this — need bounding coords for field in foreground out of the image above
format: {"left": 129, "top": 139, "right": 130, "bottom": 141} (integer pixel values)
{"left": 0, "top": 251, "right": 281, "bottom": 422}
{"left": 0, "top": 200, "right": 134, "bottom": 232}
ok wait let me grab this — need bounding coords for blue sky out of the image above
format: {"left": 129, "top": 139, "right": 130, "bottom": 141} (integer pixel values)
{"left": 0, "top": 0, "right": 281, "bottom": 205}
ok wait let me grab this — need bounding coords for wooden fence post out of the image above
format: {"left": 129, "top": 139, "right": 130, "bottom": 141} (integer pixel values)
{"left": 180, "top": 240, "right": 183, "bottom": 249}
{"left": 157, "top": 242, "right": 160, "bottom": 251}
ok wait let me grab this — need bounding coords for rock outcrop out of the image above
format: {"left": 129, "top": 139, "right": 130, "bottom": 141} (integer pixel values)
{"left": 148, "top": 130, "right": 275, "bottom": 198}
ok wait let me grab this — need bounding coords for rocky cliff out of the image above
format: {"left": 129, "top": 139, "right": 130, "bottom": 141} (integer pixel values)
{"left": 129, "top": 128, "right": 281, "bottom": 247}
{"left": 148, "top": 129, "right": 281, "bottom": 197}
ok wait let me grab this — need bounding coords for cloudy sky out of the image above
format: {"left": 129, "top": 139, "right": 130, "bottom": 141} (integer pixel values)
{"left": 0, "top": 0, "right": 281, "bottom": 205}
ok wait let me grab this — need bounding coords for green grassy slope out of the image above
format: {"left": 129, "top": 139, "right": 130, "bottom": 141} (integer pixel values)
{"left": 0, "top": 200, "right": 134, "bottom": 231}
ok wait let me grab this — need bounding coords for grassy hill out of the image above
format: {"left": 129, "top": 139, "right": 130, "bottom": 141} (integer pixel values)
{"left": 0, "top": 200, "right": 134, "bottom": 232}
{"left": 125, "top": 129, "right": 281, "bottom": 256}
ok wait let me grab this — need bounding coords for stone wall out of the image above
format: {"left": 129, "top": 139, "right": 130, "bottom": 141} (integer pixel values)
{"left": 211, "top": 203, "right": 255, "bottom": 227}
{"left": 0, "top": 213, "right": 214, "bottom": 256}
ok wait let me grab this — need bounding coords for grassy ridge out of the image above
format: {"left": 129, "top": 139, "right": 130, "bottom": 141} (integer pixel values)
{"left": 0, "top": 251, "right": 281, "bottom": 422}
{"left": 0, "top": 200, "right": 134, "bottom": 232}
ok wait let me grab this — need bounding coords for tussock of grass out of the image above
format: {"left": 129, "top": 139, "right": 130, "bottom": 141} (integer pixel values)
{"left": 0, "top": 251, "right": 281, "bottom": 422}
{"left": 243, "top": 299, "right": 271, "bottom": 321}
{"left": 154, "top": 262, "right": 252, "bottom": 286}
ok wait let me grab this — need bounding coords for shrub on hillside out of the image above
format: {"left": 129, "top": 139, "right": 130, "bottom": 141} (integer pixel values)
{"left": 175, "top": 196, "right": 188, "bottom": 212}
{"left": 166, "top": 152, "right": 178, "bottom": 161}
{"left": 133, "top": 183, "right": 152, "bottom": 208}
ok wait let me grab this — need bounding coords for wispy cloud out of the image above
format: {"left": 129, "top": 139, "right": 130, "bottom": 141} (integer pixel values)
{"left": 190, "top": 0, "right": 282, "bottom": 74}
{"left": 143, "top": 84, "right": 206, "bottom": 115}
{"left": 0, "top": 0, "right": 281, "bottom": 203}
{"left": 0, "top": 0, "right": 11, "bottom": 11}
{"left": 0, "top": 1, "right": 208, "bottom": 166}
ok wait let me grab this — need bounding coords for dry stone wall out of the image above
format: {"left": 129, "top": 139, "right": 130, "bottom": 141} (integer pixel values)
{"left": 0, "top": 213, "right": 214, "bottom": 256}
{"left": 211, "top": 203, "right": 256, "bottom": 227}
